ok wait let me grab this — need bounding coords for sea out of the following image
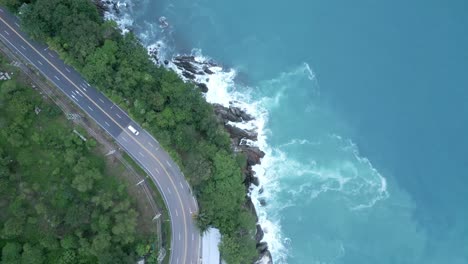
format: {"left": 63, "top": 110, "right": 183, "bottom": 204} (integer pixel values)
{"left": 107, "top": 0, "right": 468, "bottom": 263}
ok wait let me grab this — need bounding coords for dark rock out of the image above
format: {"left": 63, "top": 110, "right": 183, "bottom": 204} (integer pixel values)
{"left": 243, "top": 165, "right": 253, "bottom": 183}
{"left": 231, "top": 138, "right": 241, "bottom": 151}
{"left": 213, "top": 104, "right": 242, "bottom": 123}
{"left": 112, "top": 3, "right": 120, "bottom": 14}
{"left": 239, "top": 145, "right": 265, "bottom": 166}
{"left": 207, "top": 60, "right": 218, "bottom": 67}
{"left": 159, "top": 16, "right": 169, "bottom": 28}
{"left": 94, "top": 1, "right": 109, "bottom": 17}
{"left": 148, "top": 47, "right": 160, "bottom": 64}
{"left": 240, "top": 110, "right": 254, "bottom": 122}
{"left": 243, "top": 166, "right": 259, "bottom": 187}
{"left": 173, "top": 56, "right": 199, "bottom": 74}
{"left": 256, "top": 242, "right": 268, "bottom": 253}
{"left": 257, "top": 250, "right": 273, "bottom": 264}
{"left": 182, "top": 71, "right": 196, "bottom": 80}
{"left": 228, "top": 106, "right": 254, "bottom": 122}
{"left": 196, "top": 83, "right": 209, "bottom": 93}
{"left": 255, "top": 224, "right": 264, "bottom": 242}
{"left": 178, "top": 55, "right": 196, "bottom": 62}
{"left": 245, "top": 198, "right": 258, "bottom": 223}
{"left": 203, "top": 66, "right": 214, "bottom": 74}
{"left": 225, "top": 124, "right": 257, "bottom": 141}
{"left": 164, "top": 60, "right": 169, "bottom": 65}
{"left": 259, "top": 198, "right": 266, "bottom": 206}
{"left": 258, "top": 187, "right": 264, "bottom": 194}
{"left": 251, "top": 176, "right": 260, "bottom": 187}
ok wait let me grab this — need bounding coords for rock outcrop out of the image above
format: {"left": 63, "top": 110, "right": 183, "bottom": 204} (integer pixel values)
{"left": 213, "top": 103, "right": 254, "bottom": 123}
{"left": 255, "top": 224, "right": 264, "bottom": 242}
{"left": 94, "top": 1, "right": 109, "bottom": 17}
{"left": 225, "top": 124, "right": 257, "bottom": 141}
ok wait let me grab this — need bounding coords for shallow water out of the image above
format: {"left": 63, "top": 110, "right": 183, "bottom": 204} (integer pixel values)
{"left": 112, "top": 0, "right": 468, "bottom": 263}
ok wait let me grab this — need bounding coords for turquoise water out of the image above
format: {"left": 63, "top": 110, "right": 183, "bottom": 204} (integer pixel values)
{"left": 117, "top": 0, "right": 468, "bottom": 263}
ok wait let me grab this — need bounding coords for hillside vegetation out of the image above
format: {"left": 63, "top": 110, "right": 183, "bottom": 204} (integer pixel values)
{"left": 0, "top": 57, "right": 157, "bottom": 263}
{"left": 1, "top": 0, "right": 258, "bottom": 263}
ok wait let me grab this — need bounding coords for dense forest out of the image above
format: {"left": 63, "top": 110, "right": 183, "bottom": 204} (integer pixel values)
{"left": 0, "top": 57, "right": 157, "bottom": 263}
{"left": 0, "top": 0, "right": 258, "bottom": 263}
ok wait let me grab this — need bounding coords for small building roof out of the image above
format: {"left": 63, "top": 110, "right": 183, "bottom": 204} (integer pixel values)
{"left": 202, "top": 227, "right": 222, "bottom": 264}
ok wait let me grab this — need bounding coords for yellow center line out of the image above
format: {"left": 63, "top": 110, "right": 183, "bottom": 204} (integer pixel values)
{"left": 0, "top": 16, "right": 189, "bottom": 263}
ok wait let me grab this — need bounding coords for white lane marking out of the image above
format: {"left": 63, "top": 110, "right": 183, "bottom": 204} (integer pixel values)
{"left": 122, "top": 136, "right": 128, "bottom": 142}
{"left": 20, "top": 45, "right": 26, "bottom": 50}
{"left": 136, "top": 179, "right": 144, "bottom": 186}
{"left": 3, "top": 30, "right": 9, "bottom": 35}
{"left": 155, "top": 168, "right": 160, "bottom": 174}
{"left": 37, "top": 60, "right": 43, "bottom": 65}
{"left": 116, "top": 113, "right": 122, "bottom": 119}
{"left": 54, "top": 75, "right": 60, "bottom": 80}
{"left": 178, "top": 233, "right": 181, "bottom": 241}
{"left": 176, "top": 258, "right": 179, "bottom": 264}
{"left": 71, "top": 95, "right": 78, "bottom": 102}
{"left": 65, "top": 68, "right": 71, "bottom": 73}
{"left": 167, "top": 187, "right": 171, "bottom": 194}
{"left": 75, "top": 90, "right": 83, "bottom": 97}
{"left": 43, "top": 47, "right": 48, "bottom": 51}
{"left": 85, "top": 82, "right": 90, "bottom": 86}
{"left": 148, "top": 142, "right": 154, "bottom": 147}
{"left": 87, "top": 106, "right": 93, "bottom": 112}
{"left": 105, "top": 121, "right": 110, "bottom": 127}
{"left": 138, "top": 152, "right": 145, "bottom": 158}
{"left": 179, "top": 181, "right": 184, "bottom": 189}
{"left": 192, "top": 233, "right": 194, "bottom": 241}
{"left": 48, "top": 52, "right": 54, "bottom": 58}
{"left": 175, "top": 209, "right": 178, "bottom": 217}
{"left": 99, "top": 98, "right": 105, "bottom": 103}
{"left": 166, "top": 160, "right": 172, "bottom": 168}
{"left": 14, "top": 22, "right": 19, "bottom": 27}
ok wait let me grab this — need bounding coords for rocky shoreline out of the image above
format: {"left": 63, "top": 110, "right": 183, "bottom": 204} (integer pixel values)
{"left": 165, "top": 48, "right": 274, "bottom": 264}
{"left": 96, "top": 1, "right": 272, "bottom": 263}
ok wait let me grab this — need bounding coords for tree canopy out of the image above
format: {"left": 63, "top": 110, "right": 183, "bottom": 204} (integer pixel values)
{"left": 0, "top": 61, "right": 156, "bottom": 263}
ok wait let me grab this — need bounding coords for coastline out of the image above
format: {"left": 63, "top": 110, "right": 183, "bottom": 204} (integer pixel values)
{"left": 95, "top": 1, "right": 274, "bottom": 263}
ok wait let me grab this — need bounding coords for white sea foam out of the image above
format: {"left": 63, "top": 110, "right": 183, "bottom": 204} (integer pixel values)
{"left": 101, "top": 0, "right": 133, "bottom": 34}
{"left": 101, "top": 5, "right": 389, "bottom": 262}
{"left": 164, "top": 56, "right": 390, "bottom": 262}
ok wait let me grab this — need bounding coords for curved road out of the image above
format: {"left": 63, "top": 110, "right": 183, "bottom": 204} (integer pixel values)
{"left": 0, "top": 8, "right": 200, "bottom": 264}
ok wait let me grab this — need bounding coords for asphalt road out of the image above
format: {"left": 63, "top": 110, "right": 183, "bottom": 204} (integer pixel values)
{"left": 0, "top": 8, "right": 201, "bottom": 264}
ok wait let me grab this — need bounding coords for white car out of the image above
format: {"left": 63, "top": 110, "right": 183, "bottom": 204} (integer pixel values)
{"left": 128, "top": 125, "right": 140, "bottom": 135}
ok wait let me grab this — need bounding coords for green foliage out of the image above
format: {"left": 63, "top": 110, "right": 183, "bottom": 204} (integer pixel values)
{"left": 219, "top": 233, "right": 257, "bottom": 264}
{"left": 0, "top": 75, "right": 148, "bottom": 263}
{"left": 17, "top": 0, "right": 259, "bottom": 262}
{"left": 1, "top": 242, "right": 21, "bottom": 264}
